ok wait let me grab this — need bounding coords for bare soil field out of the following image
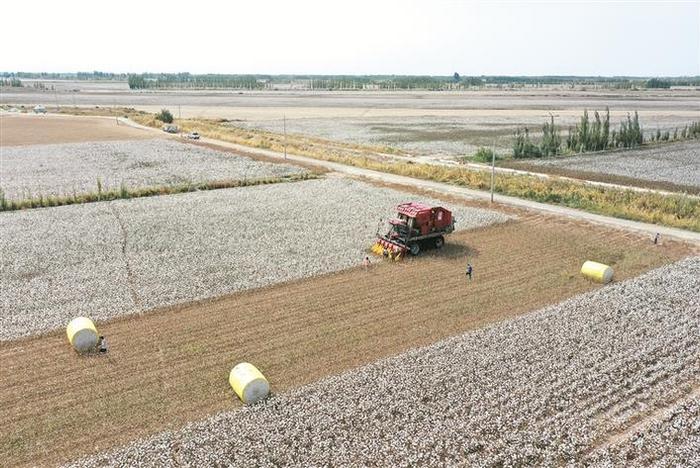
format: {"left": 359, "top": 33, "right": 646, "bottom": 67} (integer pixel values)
{"left": 1, "top": 138, "right": 306, "bottom": 200}
{"left": 0, "top": 178, "right": 505, "bottom": 340}
{"left": 0, "top": 114, "right": 150, "bottom": 146}
{"left": 0, "top": 215, "right": 689, "bottom": 467}
{"left": 519, "top": 140, "right": 700, "bottom": 190}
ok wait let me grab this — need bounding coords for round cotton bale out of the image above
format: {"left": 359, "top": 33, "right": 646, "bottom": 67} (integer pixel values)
{"left": 66, "top": 317, "right": 98, "bottom": 353}
{"left": 229, "top": 362, "right": 269, "bottom": 404}
{"left": 580, "top": 260, "right": 614, "bottom": 284}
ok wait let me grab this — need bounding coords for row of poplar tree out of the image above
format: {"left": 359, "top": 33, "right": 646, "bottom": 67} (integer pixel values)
{"left": 513, "top": 109, "right": 670, "bottom": 158}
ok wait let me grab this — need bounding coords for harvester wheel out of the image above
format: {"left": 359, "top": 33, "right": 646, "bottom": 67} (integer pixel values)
{"left": 409, "top": 243, "right": 421, "bottom": 256}
{"left": 434, "top": 236, "right": 445, "bottom": 249}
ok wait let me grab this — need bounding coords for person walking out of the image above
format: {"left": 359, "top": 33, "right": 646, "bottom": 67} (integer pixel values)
{"left": 466, "top": 263, "right": 473, "bottom": 281}
{"left": 653, "top": 233, "right": 660, "bottom": 245}
{"left": 362, "top": 256, "right": 371, "bottom": 269}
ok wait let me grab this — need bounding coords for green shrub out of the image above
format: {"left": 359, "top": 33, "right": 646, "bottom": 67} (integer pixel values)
{"left": 472, "top": 147, "right": 498, "bottom": 163}
{"left": 156, "top": 108, "right": 174, "bottom": 123}
{"left": 540, "top": 114, "right": 561, "bottom": 156}
{"left": 645, "top": 78, "right": 671, "bottom": 89}
{"left": 127, "top": 74, "right": 148, "bottom": 89}
{"left": 688, "top": 121, "right": 700, "bottom": 138}
{"left": 615, "top": 112, "right": 643, "bottom": 148}
{"left": 566, "top": 109, "right": 610, "bottom": 152}
{"left": 513, "top": 128, "right": 542, "bottom": 158}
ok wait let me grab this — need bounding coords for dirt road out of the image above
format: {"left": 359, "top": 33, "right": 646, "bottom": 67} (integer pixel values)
{"left": 122, "top": 117, "right": 700, "bottom": 244}
{"left": 0, "top": 216, "right": 689, "bottom": 467}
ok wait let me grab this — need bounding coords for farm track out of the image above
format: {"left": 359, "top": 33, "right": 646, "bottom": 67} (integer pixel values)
{"left": 119, "top": 115, "right": 700, "bottom": 242}
{"left": 108, "top": 204, "right": 141, "bottom": 308}
{"left": 591, "top": 383, "right": 700, "bottom": 452}
{"left": 0, "top": 215, "right": 689, "bottom": 467}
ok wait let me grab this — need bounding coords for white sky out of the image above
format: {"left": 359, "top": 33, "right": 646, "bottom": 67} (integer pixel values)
{"left": 2, "top": 0, "right": 699, "bottom": 76}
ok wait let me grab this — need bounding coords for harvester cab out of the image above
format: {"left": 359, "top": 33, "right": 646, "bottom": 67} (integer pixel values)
{"left": 371, "top": 202, "right": 455, "bottom": 259}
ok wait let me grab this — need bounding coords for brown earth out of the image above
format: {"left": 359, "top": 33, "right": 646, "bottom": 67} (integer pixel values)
{"left": 0, "top": 216, "right": 690, "bottom": 467}
{"left": 0, "top": 114, "right": 153, "bottom": 146}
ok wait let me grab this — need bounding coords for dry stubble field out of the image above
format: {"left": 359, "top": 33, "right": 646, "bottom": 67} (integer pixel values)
{"left": 0, "top": 213, "right": 689, "bottom": 467}
{"left": 0, "top": 114, "right": 151, "bottom": 146}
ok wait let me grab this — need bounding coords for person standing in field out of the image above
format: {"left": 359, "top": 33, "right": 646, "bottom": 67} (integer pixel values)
{"left": 653, "top": 233, "right": 660, "bottom": 245}
{"left": 98, "top": 335, "right": 108, "bottom": 354}
{"left": 466, "top": 263, "right": 473, "bottom": 281}
{"left": 362, "top": 256, "right": 371, "bottom": 269}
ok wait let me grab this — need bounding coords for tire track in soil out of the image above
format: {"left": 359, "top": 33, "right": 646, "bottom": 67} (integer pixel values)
{"left": 108, "top": 203, "right": 142, "bottom": 310}
{"left": 589, "top": 382, "right": 700, "bottom": 453}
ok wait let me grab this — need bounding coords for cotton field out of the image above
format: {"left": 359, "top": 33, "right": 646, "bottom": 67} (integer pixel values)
{"left": 2, "top": 88, "right": 698, "bottom": 468}
{"left": 0, "top": 177, "right": 509, "bottom": 340}
{"left": 0, "top": 138, "right": 306, "bottom": 200}
{"left": 67, "top": 257, "right": 700, "bottom": 467}
{"left": 533, "top": 140, "right": 700, "bottom": 188}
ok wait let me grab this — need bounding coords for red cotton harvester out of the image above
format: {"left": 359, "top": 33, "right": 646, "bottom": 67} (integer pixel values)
{"left": 371, "top": 202, "right": 455, "bottom": 260}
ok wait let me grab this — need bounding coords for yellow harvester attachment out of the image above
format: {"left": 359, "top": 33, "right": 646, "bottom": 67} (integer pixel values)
{"left": 370, "top": 241, "right": 404, "bottom": 261}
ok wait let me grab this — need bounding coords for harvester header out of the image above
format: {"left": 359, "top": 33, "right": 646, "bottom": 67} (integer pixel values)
{"left": 371, "top": 202, "right": 455, "bottom": 259}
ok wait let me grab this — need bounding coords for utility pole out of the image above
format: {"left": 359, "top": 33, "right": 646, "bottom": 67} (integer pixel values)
{"left": 490, "top": 141, "right": 496, "bottom": 203}
{"left": 283, "top": 114, "right": 287, "bottom": 160}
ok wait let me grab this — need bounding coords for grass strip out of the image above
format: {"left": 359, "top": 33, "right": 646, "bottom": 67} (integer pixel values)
{"left": 0, "top": 173, "right": 317, "bottom": 212}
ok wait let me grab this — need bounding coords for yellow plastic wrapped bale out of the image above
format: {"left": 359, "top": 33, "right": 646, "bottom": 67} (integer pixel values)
{"left": 229, "top": 362, "right": 270, "bottom": 404}
{"left": 66, "top": 317, "right": 98, "bottom": 353}
{"left": 580, "top": 261, "right": 614, "bottom": 284}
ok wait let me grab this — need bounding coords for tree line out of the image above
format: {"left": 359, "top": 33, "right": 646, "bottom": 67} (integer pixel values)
{"left": 2, "top": 71, "right": 699, "bottom": 89}
{"left": 513, "top": 109, "right": 698, "bottom": 158}
{"left": 120, "top": 73, "right": 700, "bottom": 90}
{"left": 0, "top": 78, "right": 22, "bottom": 87}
